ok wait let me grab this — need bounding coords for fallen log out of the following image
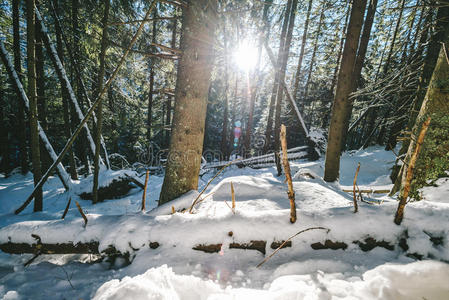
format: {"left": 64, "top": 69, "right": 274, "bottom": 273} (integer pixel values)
{"left": 342, "top": 189, "right": 391, "bottom": 194}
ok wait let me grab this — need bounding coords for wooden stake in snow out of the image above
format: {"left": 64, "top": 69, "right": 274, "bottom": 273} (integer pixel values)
{"left": 142, "top": 170, "right": 149, "bottom": 211}
{"left": 231, "top": 181, "right": 235, "bottom": 214}
{"left": 75, "top": 201, "right": 88, "bottom": 228}
{"left": 394, "top": 116, "right": 431, "bottom": 225}
{"left": 352, "top": 162, "right": 360, "bottom": 213}
{"left": 61, "top": 197, "right": 71, "bottom": 219}
{"left": 14, "top": 0, "right": 157, "bottom": 215}
{"left": 280, "top": 124, "right": 297, "bottom": 223}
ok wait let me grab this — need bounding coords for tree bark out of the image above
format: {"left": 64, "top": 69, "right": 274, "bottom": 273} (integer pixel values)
{"left": 13, "top": 0, "right": 28, "bottom": 175}
{"left": 93, "top": 0, "right": 110, "bottom": 204}
{"left": 331, "top": 3, "right": 350, "bottom": 96}
{"left": 0, "top": 85, "right": 10, "bottom": 175}
{"left": 159, "top": 0, "right": 217, "bottom": 204}
{"left": 220, "top": 18, "right": 230, "bottom": 159}
{"left": 26, "top": 0, "right": 43, "bottom": 211}
{"left": 324, "top": 0, "right": 367, "bottom": 182}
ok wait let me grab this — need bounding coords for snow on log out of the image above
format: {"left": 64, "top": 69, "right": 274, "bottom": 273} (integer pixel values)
{"left": 0, "top": 40, "right": 71, "bottom": 190}
{"left": 35, "top": 7, "right": 103, "bottom": 166}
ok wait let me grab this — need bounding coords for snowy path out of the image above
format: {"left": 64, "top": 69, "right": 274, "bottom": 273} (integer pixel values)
{"left": 1, "top": 146, "right": 448, "bottom": 299}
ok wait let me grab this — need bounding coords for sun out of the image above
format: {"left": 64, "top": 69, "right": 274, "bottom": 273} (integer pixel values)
{"left": 233, "top": 42, "right": 258, "bottom": 71}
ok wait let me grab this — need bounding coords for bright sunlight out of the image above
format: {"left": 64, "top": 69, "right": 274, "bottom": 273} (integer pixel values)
{"left": 233, "top": 42, "right": 258, "bottom": 71}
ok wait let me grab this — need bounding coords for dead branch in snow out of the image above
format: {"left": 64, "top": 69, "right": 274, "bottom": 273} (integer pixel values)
{"left": 280, "top": 125, "right": 297, "bottom": 223}
{"left": 75, "top": 201, "right": 88, "bottom": 228}
{"left": 61, "top": 197, "right": 71, "bottom": 219}
{"left": 256, "top": 227, "right": 330, "bottom": 268}
{"left": 142, "top": 170, "right": 149, "bottom": 211}
{"left": 352, "top": 163, "right": 361, "bottom": 213}
{"left": 231, "top": 181, "right": 236, "bottom": 214}
{"left": 189, "top": 159, "right": 240, "bottom": 213}
{"left": 395, "top": 116, "right": 431, "bottom": 225}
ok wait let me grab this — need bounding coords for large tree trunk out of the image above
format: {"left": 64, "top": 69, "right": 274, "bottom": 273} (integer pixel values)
{"left": 264, "top": 0, "right": 292, "bottom": 153}
{"left": 292, "top": 0, "right": 312, "bottom": 99}
{"left": 26, "top": 0, "right": 43, "bottom": 211}
{"left": 159, "top": 0, "right": 217, "bottom": 204}
{"left": 323, "top": 0, "right": 367, "bottom": 182}
{"left": 93, "top": 0, "right": 110, "bottom": 204}
{"left": 341, "top": 0, "right": 377, "bottom": 148}
{"left": 13, "top": 0, "right": 28, "bottom": 175}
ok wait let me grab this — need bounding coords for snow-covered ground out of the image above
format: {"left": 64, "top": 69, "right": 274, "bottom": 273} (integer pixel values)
{"left": 0, "top": 146, "right": 448, "bottom": 300}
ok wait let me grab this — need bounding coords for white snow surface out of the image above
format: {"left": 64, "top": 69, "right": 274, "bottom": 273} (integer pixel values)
{"left": 0, "top": 146, "right": 448, "bottom": 299}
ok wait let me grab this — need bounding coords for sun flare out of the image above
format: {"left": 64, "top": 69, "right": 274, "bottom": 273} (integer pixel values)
{"left": 233, "top": 42, "right": 258, "bottom": 71}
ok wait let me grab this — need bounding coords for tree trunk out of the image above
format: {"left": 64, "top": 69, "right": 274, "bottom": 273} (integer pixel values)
{"left": 35, "top": 1, "right": 49, "bottom": 172}
{"left": 292, "top": 0, "right": 313, "bottom": 100}
{"left": 159, "top": 0, "right": 217, "bottom": 204}
{"left": 165, "top": 17, "right": 177, "bottom": 148}
{"left": 13, "top": 0, "right": 28, "bottom": 175}
{"left": 54, "top": 0, "right": 78, "bottom": 180}
{"left": 341, "top": 0, "right": 378, "bottom": 148}
{"left": 93, "top": 0, "right": 110, "bottom": 204}
{"left": 324, "top": 0, "right": 367, "bottom": 182}
{"left": 274, "top": 0, "right": 298, "bottom": 175}
{"left": 0, "top": 85, "right": 10, "bottom": 175}
{"left": 264, "top": 0, "right": 292, "bottom": 153}
{"left": 26, "top": 0, "right": 43, "bottom": 211}
{"left": 71, "top": 0, "right": 89, "bottom": 175}
{"left": 147, "top": 10, "right": 158, "bottom": 142}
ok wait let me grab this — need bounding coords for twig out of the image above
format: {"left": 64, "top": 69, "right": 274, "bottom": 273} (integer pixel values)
{"left": 395, "top": 116, "right": 431, "bottom": 225}
{"left": 61, "top": 197, "right": 72, "bottom": 219}
{"left": 24, "top": 234, "right": 42, "bottom": 267}
{"left": 256, "top": 227, "right": 330, "bottom": 268}
{"left": 231, "top": 182, "right": 235, "bottom": 214}
{"left": 353, "top": 163, "right": 360, "bottom": 213}
{"left": 189, "top": 159, "right": 240, "bottom": 213}
{"left": 141, "top": 170, "right": 149, "bottom": 211}
{"left": 280, "top": 125, "right": 297, "bottom": 223}
{"left": 75, "top": 201, "right": 88, "bottom": 228}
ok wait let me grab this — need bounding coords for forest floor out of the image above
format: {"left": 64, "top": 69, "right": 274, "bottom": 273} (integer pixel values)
{"left": 0, "top": 146, "right": 449, "bottom": 299}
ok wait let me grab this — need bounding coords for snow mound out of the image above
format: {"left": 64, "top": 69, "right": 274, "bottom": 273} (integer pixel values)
{"left": 93, "top": 261, "right": 449, "bottom": 300}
